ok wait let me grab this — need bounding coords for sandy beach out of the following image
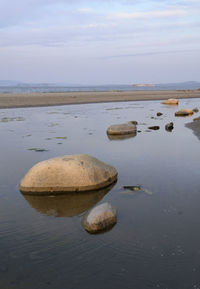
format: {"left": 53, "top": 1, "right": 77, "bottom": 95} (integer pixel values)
{"left": 0, "top": 90, "right": 200, "bottom": 109}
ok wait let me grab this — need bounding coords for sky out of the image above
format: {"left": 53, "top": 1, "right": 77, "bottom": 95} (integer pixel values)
{"left": 0, "top": 0, "right": 200, "bottom": 84}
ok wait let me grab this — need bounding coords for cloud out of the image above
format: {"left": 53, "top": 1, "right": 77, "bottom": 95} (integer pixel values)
{"left": 109, "top": 9, "right": 187, "bottom": 20}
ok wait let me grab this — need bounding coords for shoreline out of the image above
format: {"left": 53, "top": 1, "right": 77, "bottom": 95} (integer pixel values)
{"left": 1, "top": 90, "right": 200, "bottom": 109}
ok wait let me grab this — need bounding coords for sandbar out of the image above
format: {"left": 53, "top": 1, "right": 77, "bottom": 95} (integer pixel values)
{"left": 0, "top": 90, "right": 200, "bottom": 109}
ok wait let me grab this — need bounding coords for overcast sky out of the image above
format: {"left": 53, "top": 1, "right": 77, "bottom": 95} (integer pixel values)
{"left": 0, "top": 0, "right": 200, "bottom": 84}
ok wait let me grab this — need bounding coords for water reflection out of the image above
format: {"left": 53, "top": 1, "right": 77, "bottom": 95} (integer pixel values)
{"left": 22, "top": 183, "right": 116, "bottom": 217}
{"left": 107, "top": 132, "right": 137, "bottom": 141}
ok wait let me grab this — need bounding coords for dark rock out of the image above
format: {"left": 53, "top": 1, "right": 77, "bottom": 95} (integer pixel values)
{"left": 157, "top": 112, "right": 163, "bottom": 116}
{"left": 165, "top": 122, "right": 174, "bottom": 131}
{"left": 148, "top": 126, "right": 160, "bottom": 130}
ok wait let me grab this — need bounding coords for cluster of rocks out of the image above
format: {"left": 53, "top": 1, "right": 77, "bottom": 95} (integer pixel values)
{"left": 19, "top": 97, "right": 200, "bottom": 234}
{"left": 19, "top": 154, "right": 118, "bottom": 234}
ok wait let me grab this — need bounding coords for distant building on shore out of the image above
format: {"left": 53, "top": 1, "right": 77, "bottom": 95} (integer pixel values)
{"left": 132, "top": 83, "right": 156, "bottom": 87}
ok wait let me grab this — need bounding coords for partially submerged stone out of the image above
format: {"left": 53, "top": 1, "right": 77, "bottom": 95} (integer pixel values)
{"left": 148, "top": 126, "right": 160, "bottom": 130}
{"left": 162, "top": 98, "right": 179, "bottom": 105}
{"left": 165, "top": 122, "right": 174, "bottom": 131}
{"left": 156, "top": 112, "right": 163, "bottom": 116}
{"left": 82, "top": 202, "right": 117, "bottom": 234}
{"left": 175, "top": 109, "right": 194, "bottom": 117}
{"left": 19, "top": 154, "right": 118, "bottom": 194}
{"left": 107, "top": 123, "right": 137, "bottom": 135}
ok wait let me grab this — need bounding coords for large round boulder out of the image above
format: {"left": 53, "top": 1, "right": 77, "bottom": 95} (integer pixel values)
{"left": 82, "top": 202, "right": 117, "bottom": 234}
{"left": 107, "top": 123, "right": 137, "bottom": 135}
{"left": 19, "top": 154, "right": 118, "bottom": 194}
{"left": 162, "top": 98, "right": 179, "bottom": 105}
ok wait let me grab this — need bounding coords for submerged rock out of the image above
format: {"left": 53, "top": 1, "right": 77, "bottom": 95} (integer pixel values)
{"left": 82, "top": 202, "right": 117, "bottom": 234}
{"left": 162, "top": 98, "right": 179, "bottom": 105}
{"left": 107, "top": 123, "right": 137, "bottom": 136}
{"left": 175, "top": 109, "right": 194, "bottom": 117}
{"left": 19, "top": 154, "right": 118, "bottom": 194}
{"left": 165, "top": 122, "right": 174, "bottom": 131}
{"left": 156, "top": 112, "right": 163, "bottom": 116}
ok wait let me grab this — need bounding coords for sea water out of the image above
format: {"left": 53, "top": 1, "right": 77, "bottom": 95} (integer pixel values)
{"left": 0, "top": 98, "right": 200, "bottom": 289}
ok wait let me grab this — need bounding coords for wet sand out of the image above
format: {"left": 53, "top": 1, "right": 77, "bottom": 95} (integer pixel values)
{"left": 185, "top": 119, "right": 200, "bottom": 140}
{"left": 1, "top": 90, "right": 200, "bottom": 109}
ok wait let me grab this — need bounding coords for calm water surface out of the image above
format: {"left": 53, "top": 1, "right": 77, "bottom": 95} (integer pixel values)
{"left": 1, "top": 99, "right": 200, "bottom": 289}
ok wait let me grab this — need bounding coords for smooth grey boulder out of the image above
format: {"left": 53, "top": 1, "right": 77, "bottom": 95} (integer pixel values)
{"left": 82, "top": 202, "right": 117, "bottom": 233}
{"left": 107, "top": 123, "right": 137, "bottom": 135}
{"left": 19, "top": 154, "right": 118, "bottom": 194}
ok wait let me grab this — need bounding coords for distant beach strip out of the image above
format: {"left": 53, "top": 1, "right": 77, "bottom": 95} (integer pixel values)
{"left": 0, "top": 90, "right": 200, "bottom": 109}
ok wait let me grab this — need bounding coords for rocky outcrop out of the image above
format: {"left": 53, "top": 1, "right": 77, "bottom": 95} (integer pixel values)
{"left": 107, "top": 123, "right": 137, "bottom": 135}
{"left": 162, "top": 99, "right": 179, "bottom": 105}
{"left": 82, "top": 202, "right": 117, "bottom": 233}
{"left": 19, "top": 154, "right": 118, "bottom": 194}
{"left": 175, "top": 109, "right": 194, "bottom": 116}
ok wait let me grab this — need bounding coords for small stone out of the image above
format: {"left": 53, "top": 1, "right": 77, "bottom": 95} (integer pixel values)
{"left": 175, "top": 109, "right": 194, "bottom": 117}
{"left": 157, "top": 112, "right": 163, "bottom": 116}
{"left": 148, "top": 126, "right": 160, "bottom": 130}
{"left": 82, "top": 202, "right": 117, "bottom": 234}
{"left": 193, "top": 107, "right": 199, "bottom": 113}
{"left": 162, "top": 98, "right": 179, "bottom": 105}
{"left": 107, "top": 123, "right": 137, "bottom": 135}
{"left": 165, "top": 122, "right": 174, "bottom": 131}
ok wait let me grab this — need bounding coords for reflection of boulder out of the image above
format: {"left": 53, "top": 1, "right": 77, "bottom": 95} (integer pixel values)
{"left": 19, "top": 154, "right": 117, "bottom": 194}
{"left": 107, "top": 132, "right": 137, "bottom": 140}
{"left": 22, "top": 183, "right": 115, "bottom": 217}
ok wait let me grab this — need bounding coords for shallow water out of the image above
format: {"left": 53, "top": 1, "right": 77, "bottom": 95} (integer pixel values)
{"left": 1, "top": 99, "right": 200, "bottom": 289}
